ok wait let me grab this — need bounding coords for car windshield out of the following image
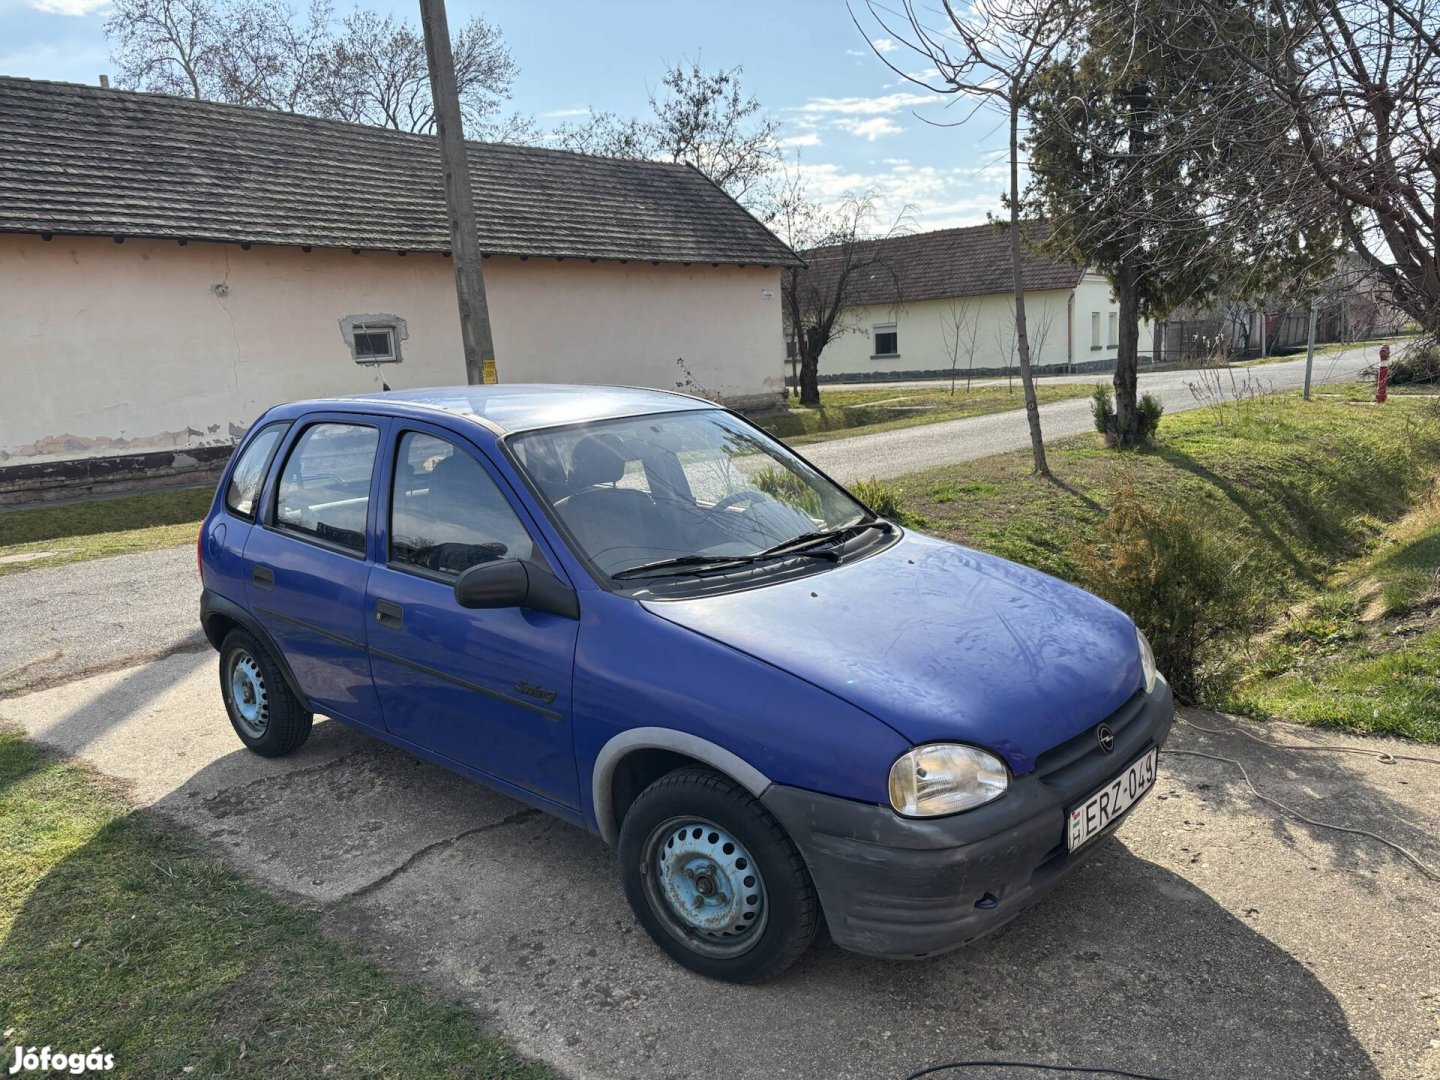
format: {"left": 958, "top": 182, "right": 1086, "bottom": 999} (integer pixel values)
{"left": 508, "top": 409, "right": 872, "bottom": 579}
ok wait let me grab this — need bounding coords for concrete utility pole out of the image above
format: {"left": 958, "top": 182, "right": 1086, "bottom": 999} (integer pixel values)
{"left": 419, "top": 0, "right": 495, "bottom": 386}
{"left": 1303, "top": 298, "right": 1318, "bottom": 400}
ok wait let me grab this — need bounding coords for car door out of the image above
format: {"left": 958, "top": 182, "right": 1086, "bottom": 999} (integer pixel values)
{"left": 366, "top": 424, "right": 581, "bottom": 807}
{"left": 243, "top": 414, "right": 387, "bottom": 730}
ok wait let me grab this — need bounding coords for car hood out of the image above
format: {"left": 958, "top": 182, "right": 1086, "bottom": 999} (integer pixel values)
{"left": 641, "top": 531, "right": 1143, "bottom": 773}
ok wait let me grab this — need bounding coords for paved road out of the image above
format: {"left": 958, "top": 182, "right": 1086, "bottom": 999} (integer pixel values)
{"left": 4, "top": 655, "right": 1435, "bottom": 1079}
{"left": 807, "top": 347, "right": 1377, "bottom": 483}
{"left": 0, "top": 545, "right": 203, "bottom": 695}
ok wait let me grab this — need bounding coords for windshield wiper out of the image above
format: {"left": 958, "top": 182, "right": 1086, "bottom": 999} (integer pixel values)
{"left": 611, "top": 546, "right": 842, "bottom": 581}
{"left": 753, "top": 518, "right": 893, "bottom": 560}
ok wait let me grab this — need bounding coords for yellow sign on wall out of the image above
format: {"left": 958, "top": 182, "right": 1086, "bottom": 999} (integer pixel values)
{"left": 481, "top": 358, "right": 499, "bottom": 384}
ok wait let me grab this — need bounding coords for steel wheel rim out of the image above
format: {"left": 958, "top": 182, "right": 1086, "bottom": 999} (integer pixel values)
{"left": 641, "top": 816, "right": 768, "bottom": 959}
{"left": 227, "top": 651, "right": 269, "bottom": 739}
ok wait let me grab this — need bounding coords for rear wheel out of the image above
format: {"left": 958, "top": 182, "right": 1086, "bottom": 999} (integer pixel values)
{"left": 618, "top": 766, "right": 818, "bottom": 982}
{"left": 219, "top": 628, "right": 312, "bottom": 757}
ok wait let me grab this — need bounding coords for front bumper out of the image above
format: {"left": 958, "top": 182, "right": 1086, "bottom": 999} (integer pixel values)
{"left": 761, "top": 679, "right": 1174, "bottom": 959}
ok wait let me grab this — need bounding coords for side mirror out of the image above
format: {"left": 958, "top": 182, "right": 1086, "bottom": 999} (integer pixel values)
{"left": 453, "top": 560, "right": 580, "bottom": 620}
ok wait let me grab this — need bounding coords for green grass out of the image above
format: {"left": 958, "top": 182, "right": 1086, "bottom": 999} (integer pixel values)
{"left": 0, "top": 730, "right": 548, "bottom": 1079}
{"left": 1232, "top": 333, "right": 1420, "bottom": 367}
{"left": 755, "top": 383, "right": 1097, "bottom": 445}
{"left": 891, "top": 384, "right": 1440, "bottom": 738}
{"left": 0, "top": 487, "right": 211, "bottom": 575}
{"left": 1224, "top": 502, "right": 1440, "bottom": 742}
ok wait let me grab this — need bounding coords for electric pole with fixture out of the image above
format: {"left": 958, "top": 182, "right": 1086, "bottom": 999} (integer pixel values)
{"left": 419, "top": 0, "right": 496, "bottom": 386}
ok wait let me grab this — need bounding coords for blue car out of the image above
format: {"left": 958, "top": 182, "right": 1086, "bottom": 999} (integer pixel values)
{"left": 199, "top": 384, "right": 1172, "bottom": 981}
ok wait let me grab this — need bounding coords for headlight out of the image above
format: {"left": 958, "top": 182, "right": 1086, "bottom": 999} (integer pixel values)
{"left": 888, "top": 744, "right": 1009, "bottom": 817}
{"left": 1137, "top": 627, "right": 1158, "bottom": 693}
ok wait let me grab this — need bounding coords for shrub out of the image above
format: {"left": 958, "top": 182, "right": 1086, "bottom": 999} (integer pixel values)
{"left": 1137, "top": 393, "right": 1165, "bottom": 441}
{"left": 849, "top": 477, "right": 929, "bottom": 527}
{"left": 1384, "top": 337, "right": 1440, "bottom": 385}
{"left": 1075, "top": 481, "right": 1270, "bottom": 701}
{"left": 1091, "top": 384, "right": 1114, "bottom": 436}
{"left": 1092, "top": 386, "right": 1163, "bottom": 446}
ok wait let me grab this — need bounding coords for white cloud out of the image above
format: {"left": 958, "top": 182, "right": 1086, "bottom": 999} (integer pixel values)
{"left": 779, "top": 132, "right": 822, "bottom": 148}
{"left": 794, "top": 91, "right": 934, "bottom": 117}
{"left": 838, "top": 116, "right": 904, "bottom": 141}
{"left": 25, "top": 0, "right": 108, "bottom": 14}
{"left": 871, "top": 37, "right": 898, "bottom": 53}
{"left": 539, "top": 106, "right": 591, "bottom": 119}
{"left": 794, "top": 159, "right": 1007, "bottom": 231}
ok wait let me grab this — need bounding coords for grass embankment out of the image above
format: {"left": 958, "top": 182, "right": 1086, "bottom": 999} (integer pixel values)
{"left": 1232, "top": 333, "right": 1419, "bottom": 367}
{"left": 0, "top": 731, "right": 548, "bottom": 1079}
{"left": 0, "top": 488, "right": 211, "bottom": 575}
{"left": 885, "top": 386, "right": 1440, "bottom": 741}
{"left": 755, "top": 383, "right": 1096, "bottom": 445}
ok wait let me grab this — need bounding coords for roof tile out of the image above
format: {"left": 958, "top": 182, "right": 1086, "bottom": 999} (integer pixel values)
{"left": 0, "top": 77, "right": 801, "bottom": 266}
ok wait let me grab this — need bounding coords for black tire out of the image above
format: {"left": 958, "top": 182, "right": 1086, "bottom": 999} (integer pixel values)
{"left": 218, "top": 628, "right": 312, "bottom": 757}
{"left": 618, "top": 766, "right": 819, "bottom": 982}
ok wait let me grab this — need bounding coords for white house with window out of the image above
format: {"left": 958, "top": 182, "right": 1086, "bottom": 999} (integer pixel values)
{"left": 799, "top": 224, "right": 1150, "bottom": 383}
{"left": 0, "top": 77, "right": 799, "bottom": 503}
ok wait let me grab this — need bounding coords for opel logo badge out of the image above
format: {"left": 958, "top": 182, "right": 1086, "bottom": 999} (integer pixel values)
{"left": 1096, "top": 724, "right": 1116, "bottom": 754}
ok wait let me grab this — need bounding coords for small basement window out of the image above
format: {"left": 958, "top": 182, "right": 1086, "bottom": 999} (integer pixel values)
{"left": 354, "top": 325, "right": 397, "bottom": 362}
{"left": 340, "top": 313, "right": 408, "bottom": 365}
{"left": 873, "top": 324, "right": 899, "bottom": 358}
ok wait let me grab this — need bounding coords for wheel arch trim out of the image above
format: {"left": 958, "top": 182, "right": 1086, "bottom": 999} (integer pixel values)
{"left": 592, "top": 727, "right": 772, "bottom": 846}
{"left": 200, "top": 589, "right": 313, "bottom": 712}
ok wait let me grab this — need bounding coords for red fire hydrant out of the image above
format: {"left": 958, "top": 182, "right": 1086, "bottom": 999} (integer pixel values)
{"left": 1377, "top": 344, "right": 1390, "bottom": 403}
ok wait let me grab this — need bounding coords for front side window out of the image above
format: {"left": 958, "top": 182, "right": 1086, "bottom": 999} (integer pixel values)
{"left": 274, "top": 422, "right": 379, "bottom": 553}
{"left": 390, "top": 432, "right": 535, "bottom": 577}
{"left": 873, "top": 324, "right": 899, "bottom": 357}
{"left": 225, "top": 422, "right": 288, "bottom": 519}
{"left": 509, "top": 409, "right": 871, "bottom": 581}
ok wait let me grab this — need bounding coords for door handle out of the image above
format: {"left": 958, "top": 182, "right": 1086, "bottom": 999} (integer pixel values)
{"left": 252, "top": 565, "right": 275, "bottom": 591}
{"left": 374, "top": 599, "right": 404, "bottom": 630}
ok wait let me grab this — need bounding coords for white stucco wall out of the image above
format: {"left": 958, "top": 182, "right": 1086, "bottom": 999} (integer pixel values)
{"left": 1, "top": 234, "right": 785, "bottom": 466}
{"left": 813, "top": 271, "right": 1151, "bottom": 379}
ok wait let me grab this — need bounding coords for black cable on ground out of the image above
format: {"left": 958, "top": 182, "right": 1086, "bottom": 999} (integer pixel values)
{"left": 904, "top": 1061, "right": 1177, "bottom": 1079}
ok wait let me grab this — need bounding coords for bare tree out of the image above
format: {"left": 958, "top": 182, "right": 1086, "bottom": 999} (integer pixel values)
{"left": 773, "top": 173, "right": 910, "bottom": 406}
{"left": 856, "top": 0, "right": 1083, "bottom": 476}
{"left": 1203, "top": 0, "right": 1440, "bottom": 337}
{"left": 941, "top": 298, "right": 982, "bottom": 393}
{"left": 551, "top": 62, "right": 780, "bottom": 209}
{"left": 106, "top": 0, "right": 529, "bottom": 137}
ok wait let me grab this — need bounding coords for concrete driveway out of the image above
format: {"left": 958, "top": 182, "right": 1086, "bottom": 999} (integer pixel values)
{"left": 3, "top": 652, "right": 1437, "bottom": 1080}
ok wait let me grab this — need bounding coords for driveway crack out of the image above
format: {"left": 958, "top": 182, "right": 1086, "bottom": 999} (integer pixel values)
{"left": 342, "top": 808, "right": 542, "bottom": 902}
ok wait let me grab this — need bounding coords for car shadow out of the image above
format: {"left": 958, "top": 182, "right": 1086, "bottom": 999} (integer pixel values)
{"left": 129, "top": 722, "right": 1405, "bottom": 1080}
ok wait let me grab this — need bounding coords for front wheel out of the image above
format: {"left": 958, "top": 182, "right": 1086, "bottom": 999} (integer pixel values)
{"left": 618, "top": 766, "right": 819, "bottom": 982}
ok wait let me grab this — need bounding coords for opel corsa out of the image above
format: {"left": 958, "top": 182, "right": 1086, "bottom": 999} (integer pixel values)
{"left": 198, "top": 385, "right": 1173, "bottom": 981}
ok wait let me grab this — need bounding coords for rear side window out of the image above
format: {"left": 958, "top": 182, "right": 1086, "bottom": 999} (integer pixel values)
{"left": 390, "top": 432, "right": 536, "bottom": 577}
{"left": 274, "top": 422, "right": 380, "bottom": 554}
{"left": 224, "top": 423, "right": 288, "bottom": 520}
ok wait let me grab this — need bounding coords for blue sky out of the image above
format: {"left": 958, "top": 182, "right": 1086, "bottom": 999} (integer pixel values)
{"left": 0, "top": 0, "right": 1012, "bottom": 230}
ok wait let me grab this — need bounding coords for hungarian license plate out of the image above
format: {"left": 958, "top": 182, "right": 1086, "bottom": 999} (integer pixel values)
{"left": 1066, "top": 747, "right": 1158, "bottom": 852}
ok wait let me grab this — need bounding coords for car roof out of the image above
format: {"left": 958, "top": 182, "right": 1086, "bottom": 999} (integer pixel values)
{"left": 325, "top": 383, "right": 717, "bottom": 435}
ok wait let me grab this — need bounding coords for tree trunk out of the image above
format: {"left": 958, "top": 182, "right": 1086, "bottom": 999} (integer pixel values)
{"left": 1008, "top": 101, "right": 1049, "bottom": 476}
{"left": 798, "top": 351, "right": 820, "bottom": 407}
{"left": 1112, "top": 259, "right": 1142, "bottom": 446}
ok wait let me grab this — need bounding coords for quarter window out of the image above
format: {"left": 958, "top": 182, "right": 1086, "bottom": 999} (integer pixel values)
{"left": 274, "top": 422, "right": 379, "bottom": 554}
{"left": 390, "top": 432, "right": 535, "bottom": 578}
{"left": 873, "top": 324, "right": 899, "bottom": 357}
{"left": 224, "top": 422, "right": 288, "bottom": 520}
